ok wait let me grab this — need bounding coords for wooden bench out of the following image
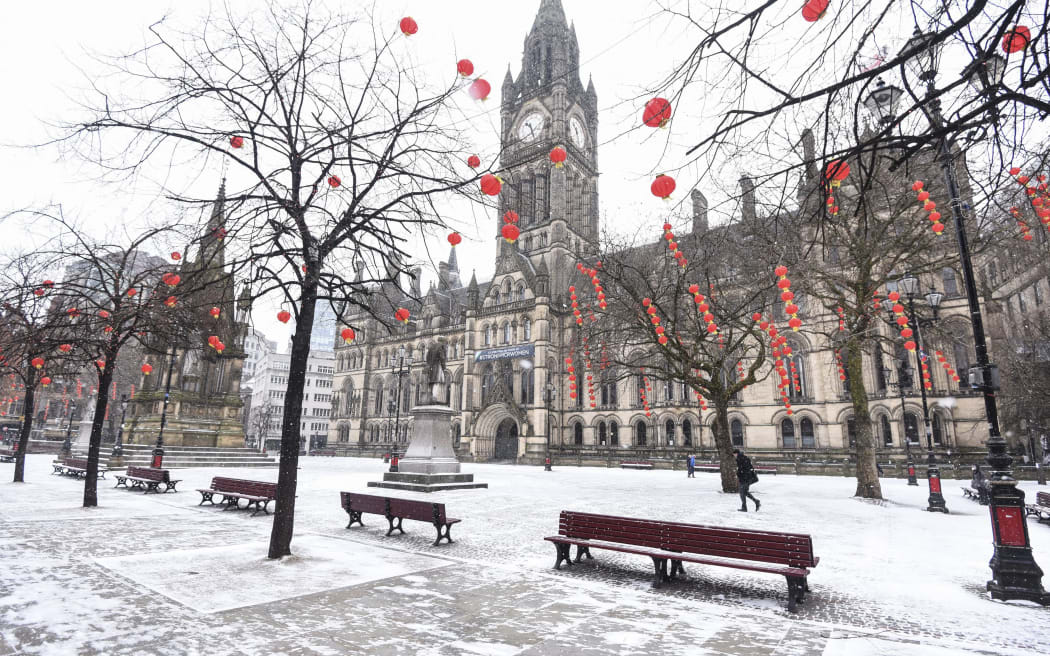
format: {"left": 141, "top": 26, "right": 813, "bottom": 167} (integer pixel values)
{"left": 51, "top": 457, "right": 108, "bottom": 479}
{"left": 340, "top": 491, "right": 460, "bottom": 546}
{"left": 695, "top": 464, "right": 778, "bottom": 475}
{"left": 114, "top": 466, "right": 181, "bottom": 493}
{"left": 1026, "top": 491, "right": 1050, "bottom": 523}
{"left": 197, "top": 477, "right": 277, "bottom": 516}
{"left": 544, "top": 510, "right": 819, "bottom": 612}
{"left": 620, "top": 461, "right": 653, "bottom": 470}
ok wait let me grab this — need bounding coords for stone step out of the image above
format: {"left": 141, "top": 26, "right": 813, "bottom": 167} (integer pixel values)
{"left": 118, "top": 459, "right": 278, "bottom": 469}
{"left": 115, "top": 445, "right": 268, "bottom": 454}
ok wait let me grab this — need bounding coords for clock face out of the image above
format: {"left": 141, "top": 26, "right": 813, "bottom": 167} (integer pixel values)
{"left": 518, "top": 112, "right": 543, "bottom": 143}
{"left": 570, "top": 117, "right": 586, "bottom": 147}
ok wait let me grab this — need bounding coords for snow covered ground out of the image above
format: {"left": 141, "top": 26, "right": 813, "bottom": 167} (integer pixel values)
{"left": 1, "top": 454, "right": 1048, "bottom": 655}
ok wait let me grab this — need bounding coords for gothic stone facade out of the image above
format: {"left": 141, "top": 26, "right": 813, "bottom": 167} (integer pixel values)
{"left": 328, "top": 0, "right": 988, "bottom": 464}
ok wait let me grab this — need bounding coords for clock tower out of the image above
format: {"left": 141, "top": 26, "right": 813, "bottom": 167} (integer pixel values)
{"left": 499, "top": 0, "right": 598, "bottom": 297}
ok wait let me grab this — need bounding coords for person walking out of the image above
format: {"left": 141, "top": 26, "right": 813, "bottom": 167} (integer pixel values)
{"left": 687, "top": 454, "right": 696, "bottom": 478}
{"left": 735, "top": 448, "right": 760, "bottom": 512}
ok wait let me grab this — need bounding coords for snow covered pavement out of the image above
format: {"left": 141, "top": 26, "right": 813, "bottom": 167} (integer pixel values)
{"left": 1, "top": 454, "right": 1048, "bottom": 655}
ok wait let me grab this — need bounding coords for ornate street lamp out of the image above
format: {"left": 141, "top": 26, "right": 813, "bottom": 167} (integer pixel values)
{"left": 153, "top": 347, "right": 179, "bottom": 468}
{"left": 112, "top": 394, "right": 128, "bottom": 457}
{"left": 61, "top": 400, "right": 78, "bottom": 457}
{"left": 543, "top": 381, "right": 556, "bottom": 471}
{"left": 898, "top": 274, "right": 947, "bottom": 513}
{"left": 882, "top": 356, "right": 919, "bottom": 486}
{"left": 388, "top": 344, "right": 413, "bottom": 472}
{"left": 863, "top": 78, "right": 903, "bottom": 125}
{"left": 865, "top": 29, "right": 1050, "bottom": 604}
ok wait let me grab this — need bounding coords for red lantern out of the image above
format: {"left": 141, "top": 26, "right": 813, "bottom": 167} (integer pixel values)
{"left": 642, "top": 97, "right": 672, "bottom": 128}
{"left": 457, "top": 59, "right": 474, "bottom": 76}
{"left": 33, "top": 288, "right": 44, "bottom": 296}
{"left": 164, "top": 296, "right": 177, "bottom": 308}
{"left": 171, "top": 251, "right": 181, "bottom": 261}
{"left": 58, "top": 344, "right": 72, "bottom": 353}
{"left": 1002, "top": 26, "right": 1031, "bottom": 54}
{"left": 501, "top": 224, "right": 520, "bottom": 244}
{"left": 127, "top": 288, "right": 137, "bottom": 297}
{"left": 788, "top": 317, "right": 802, "bottom": 331}
{"left": 448, "top": 232, "right": 462, "bottom": 247}
{"left": 328, "top": 175, "right": 341, "bottom": 188}
{"left": 341, "top": 328, "right": 356, "bottom": 344}
{"left": 911, "top": 180, "right": 924, "bottom": 191}
{"left": 467, "top": 154, "right": 481, "bottom": 169}
{"left": 277, "top": 310, "right": 292, "bottom": 324}
{"left": 141, "top": 364, "right": 153, "bottom": 375}
{"left": 99, "top": 310, "right": 110, "bottom": 319}
{"left": 904, "top": 340, "right": 917, "bottom": 351}
{"left": 40, "top": 376, "right": 51, "bottom": 387}
{"left": 230, "top": 135, "right": 244, "bottom": 149}
{"left": 503, "top": 210, "right": 519, "bottom": 224}
{"left": 651, "top": 174, "right": 676, "bottom": 200}
{"left": 480, "top": 174, "right": 502, "bottom": 196}
{"left": 96, "top": 360, "right": 105, "bottom": 369}
{"left": 210, "top": 307, "right": 221, "bottom": 319}
{"left": 824, "top": 159, "right": 850, "bottom": 184}
{"left": 216, "top": 342, "right": 225, "bottom": 354}
{"left": 208, "top": 335, "right": 219, "bottom": 347}
{"left": 468, "top": 78, "right": 491, "bottom": 101}
{"left": 31, "top": 357, "right": 44, "bottom": 369}
{"left": 801, "top": 0, "right": 829, "bottom": 22}
{"left": 399, "top": 17, "right": 418, "bottom": 36}
{"left": 395, "top": 308, "right": 411, "bottom": 324}
{"left": 67, "top": 308, "right": 80, "bottom": 317}
{"left": 549, "top": 146, "right": 567, "bottom": 168}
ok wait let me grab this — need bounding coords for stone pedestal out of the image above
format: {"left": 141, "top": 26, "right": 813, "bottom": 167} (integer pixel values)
{"left": 369, "top": 405, "right": 487, "bottom": 493}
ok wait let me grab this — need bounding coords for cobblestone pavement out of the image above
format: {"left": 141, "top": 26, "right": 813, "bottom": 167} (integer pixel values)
{"left": 1, "top": 455, "right": 1048, "bottom": 655}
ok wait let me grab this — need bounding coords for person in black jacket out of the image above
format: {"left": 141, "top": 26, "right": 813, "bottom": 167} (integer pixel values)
{"left": 734, "top": 449, "right": 760, "bottom": 512}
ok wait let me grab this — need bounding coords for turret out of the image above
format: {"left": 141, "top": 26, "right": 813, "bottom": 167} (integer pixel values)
{"left": 740, "top": 176, "right": 757, "bottom": 223}
{"left": 691, "top": 190, "right": 709, "bottom": 233}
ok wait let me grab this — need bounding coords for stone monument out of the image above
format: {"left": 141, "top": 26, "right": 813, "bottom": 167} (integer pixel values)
{"left": 369, "top": 351, "right": 486, "bottom": 493}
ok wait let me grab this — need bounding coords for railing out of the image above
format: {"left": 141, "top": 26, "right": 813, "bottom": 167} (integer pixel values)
{"left": 477, "top": 299, "right": 536, "bottom": 318}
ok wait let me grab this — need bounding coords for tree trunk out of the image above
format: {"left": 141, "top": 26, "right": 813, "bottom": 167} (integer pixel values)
{"left": 83, "top": 359, "right": 115, "bottom": 507}
{"left": 267, "top": 284, "right": 318, "bottom": 559}
{"left": 12, "top": 381, "right": 35, "bottom": 483}
{"left": 847, "top": 338, "right": 882, "bottom": 499}
{"left": 711, "top": 402, "right": 738, "bottom": 493}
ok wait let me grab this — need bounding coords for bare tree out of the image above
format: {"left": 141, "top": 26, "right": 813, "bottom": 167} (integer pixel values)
{"left": 62, "top": 2, "right": 484, "bottom": 557}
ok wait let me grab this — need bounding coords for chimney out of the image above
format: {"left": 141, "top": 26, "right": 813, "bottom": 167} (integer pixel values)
{"left": 740, "top": 176, "right": 757, "bottom": 223}
{"left": 438, "top": 261, "right": 450, "bottom": 290}
{"left": 409, "top": 266, "right": 422, "bottom": 297}
{"left": 691, "top": 189, "right": 708, "bottom": 233}
{"left": 801, "top": 129, "right": 817, "bottom": 182}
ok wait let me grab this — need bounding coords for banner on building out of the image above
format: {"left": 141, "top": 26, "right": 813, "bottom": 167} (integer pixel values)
{"left": 474, "top": 344, "right": 535, "bottom": 363}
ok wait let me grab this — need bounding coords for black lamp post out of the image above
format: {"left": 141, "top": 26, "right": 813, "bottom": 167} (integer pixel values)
{"left": 543, "top": 381, "right": 556, "bottom": 471}
{"left": 61, "top": 399, "right": 78, "bottom": 457}
{"left": 882, "top": 359, "right": 919, "bottom": 486}
{"left": 388, "top": 345, "right": 412, "bottom": 472}
{"left": 112, "top": 394, "right": 128, "bottom": 457}
{"left": 864, "top": 31, "right": 1050, "bottom": 603}
{"left": 898, "top": 273, "right": 948, "bottom": 513}
{"left": 153, "top": 346, "right": 178, "bottom": 468}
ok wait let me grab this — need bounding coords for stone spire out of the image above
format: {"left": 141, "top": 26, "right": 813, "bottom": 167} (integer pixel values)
{"left": 467, "top": 270, "right": 480, "bottom": 309}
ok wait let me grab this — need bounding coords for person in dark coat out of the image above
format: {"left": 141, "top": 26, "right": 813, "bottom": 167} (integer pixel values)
{"left": 687, "top": 454, "right": 696, "bottom": 478}
{"left": 734, "top": 449, "right": 760, "bottom": 512}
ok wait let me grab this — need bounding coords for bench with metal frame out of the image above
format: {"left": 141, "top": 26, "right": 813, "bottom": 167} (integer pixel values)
{"left": 114, "top": 466, "right": 181, "bottom": 494}
{"left": 197, "top": 477, "right": 277, "bottom": 516}
{"left": 51, "top": 457, "right": 108, "bottom": 479}
{"left": 340, "top": 491, "right": 460, "bottom": 546}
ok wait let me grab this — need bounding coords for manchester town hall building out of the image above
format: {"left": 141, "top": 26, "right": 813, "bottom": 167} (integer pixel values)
{"left": 328, "top": 0, "right": 992, "bottom": 469}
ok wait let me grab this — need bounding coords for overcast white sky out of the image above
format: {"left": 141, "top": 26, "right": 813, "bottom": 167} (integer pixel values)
{"left": 0, "top": 0, "right": 1008, "bottom": 348}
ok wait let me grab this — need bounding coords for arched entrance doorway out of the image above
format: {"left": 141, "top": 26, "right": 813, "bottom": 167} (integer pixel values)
{"left": 494, "top": 418, "right": 519, "bottom": 460}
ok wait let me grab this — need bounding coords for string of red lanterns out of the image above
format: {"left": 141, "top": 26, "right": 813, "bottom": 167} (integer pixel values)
{"left": 774, "top": 265, "right": 802, "bottom": 331}
{"left": 910, "top": 180, "right": 945, "bottom": 235}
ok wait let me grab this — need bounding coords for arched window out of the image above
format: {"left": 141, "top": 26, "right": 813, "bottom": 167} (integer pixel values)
{"left": 800, "top": 417, "right": 815, "bottom": 448}
{"left": 374, "top": 387, "right": 385, "bottom": 414}
{"left": 453, "top": 423, "right": 462, "bottom": 447}
{"left": 663, "top": 379, "right": 674, "bottom": 403}
{"left": 942, "top": 267, "right": 959, "bottom": 296}
{"left": 598, "top": 422, "right": 607, "bottom": 445}
{"left": 949, "top": 326, "right": 972, "bottom": 379}
{"left": 601, "top": 377, "right": 618, "bottom": 407}
{"left": 846, "top": 417, "right": 857, "bottom": 448}
{"left": 502, "top": 322, "right": 511, "bottom": 344}
{"left": 610, "top": 422, "right": 619, "bottom": 446}
{"left": 932, "top": 413, "right": 945, "bottom": 446}
{"left": 338, "top": 424, "right": 350, "bottom": 442}
{"left": 517, "top": 285, "right": 526, "bottom": 302}
{"left": 524, "top": 319, "right": 532, "bottom": 341}
{"left": 635, "top": 421, "right": 647, "bottom": 446}
{"left": 484, "top": 325, "right": 492, "bottom": 346}
{"left": 904, "top": 412, "right": 920, "bottom": 444}
{"left": 635, "top": 375, "right": 645, "bottom": 406}
{"left": 520, "top": 369, "right": 534, "bottom": 405}
{"left": 881, "top": 415, "right": 893, "bottom": 446}
{"left": 731, "top": 419, "right": 744, "bottom": 447}
{"left": 665, "top": 419, "right": 675, "bottom": 446}
{"left": 874, "top": 343, "right": 888, "bottom": 393}
{"left": 682, "top": 420, "right": 693, "bottom": 447}
{"left": 573, "top": 422, "right": 583, "bottom": 445}
{"left": 786, "top": 341, "right": 807, "bottom": 401}
{"left": 481, "top": 364, "right": 496, "bottom": 404}
{"left": 782, "top": 418, "right": 796, "bottom": 448}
